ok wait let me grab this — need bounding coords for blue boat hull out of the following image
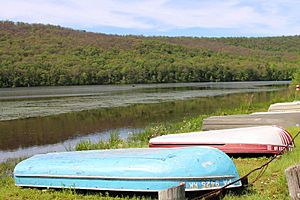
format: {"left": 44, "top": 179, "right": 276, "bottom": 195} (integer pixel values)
{"left": 14, "top": 147, "right": 242, "bottom": 192}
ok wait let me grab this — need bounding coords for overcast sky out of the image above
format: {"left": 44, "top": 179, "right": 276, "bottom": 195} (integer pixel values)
{"left": 0, "top": 0, "right": 299, "bottom": 37}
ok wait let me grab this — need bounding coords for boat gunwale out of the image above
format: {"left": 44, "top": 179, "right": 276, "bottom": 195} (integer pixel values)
{"left": 14, "top": 174, "right": 235, "bottom": 180}
{"left": 15, "top": 182, "right": 242, "bottom": 192}
{"left": 149, "top": 142, "right": 291, "bottom": 147}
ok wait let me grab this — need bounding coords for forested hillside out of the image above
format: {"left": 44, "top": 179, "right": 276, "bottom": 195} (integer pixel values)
{"left": 0, "top": 21, "right": 299, "bottom": 87}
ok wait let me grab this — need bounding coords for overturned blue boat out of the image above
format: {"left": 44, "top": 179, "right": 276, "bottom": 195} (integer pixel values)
{"left": 14, "top": 147, "right": 242, "bottom": 192}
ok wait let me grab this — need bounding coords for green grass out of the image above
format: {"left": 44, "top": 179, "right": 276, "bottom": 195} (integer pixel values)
{"left": 3, "top": 128, "right": 299, "bottom": 200}
{"left": 1, "top": 92, "right": 299, "bottom": 199}
{"left": 225, "top": 127, "right": 300, "bottom": 200}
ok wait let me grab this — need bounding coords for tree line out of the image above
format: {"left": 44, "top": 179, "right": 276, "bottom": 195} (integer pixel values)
{"left": 0, "top": 21, "right": 298, "bottom": 87}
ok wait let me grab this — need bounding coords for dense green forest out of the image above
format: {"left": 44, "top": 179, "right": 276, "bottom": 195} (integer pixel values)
{"left": 0, "top": 21, "right": 299, "bottom": 87}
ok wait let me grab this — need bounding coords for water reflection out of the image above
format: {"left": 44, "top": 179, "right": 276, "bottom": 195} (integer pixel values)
{"left": 0, "top": 89, "right": 291, "bottom": 149}
{"left": 0, "top": 128, "right": 141, "bottom": 162}
{"left": 0, "top": 82, "right": 293, "bottom": 162}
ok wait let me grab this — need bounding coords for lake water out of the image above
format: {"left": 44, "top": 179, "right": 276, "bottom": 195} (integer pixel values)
{"left": 0, "top": 81, "right": 291, "bottom": 162}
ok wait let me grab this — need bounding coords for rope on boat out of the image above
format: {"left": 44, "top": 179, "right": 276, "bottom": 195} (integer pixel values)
{"left": 191, "top": 129, "right": 300, "bottom": 200}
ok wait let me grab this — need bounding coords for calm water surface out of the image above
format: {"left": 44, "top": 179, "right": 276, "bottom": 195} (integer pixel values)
{"left": 0, "top": 81, "right": 291, "bottom": 162}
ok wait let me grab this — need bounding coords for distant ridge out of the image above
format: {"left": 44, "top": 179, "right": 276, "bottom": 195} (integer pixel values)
{"left": 0, "top": 21, "right": 298, "bottom": 87}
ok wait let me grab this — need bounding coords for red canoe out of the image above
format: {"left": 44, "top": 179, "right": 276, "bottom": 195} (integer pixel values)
{"left": 149, "top": 126, "right": 294, "bottom": 155}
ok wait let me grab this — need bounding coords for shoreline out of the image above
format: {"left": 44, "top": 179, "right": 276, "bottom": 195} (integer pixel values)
{"left": 1, "top": 90, "right": 299, "bottom": 199}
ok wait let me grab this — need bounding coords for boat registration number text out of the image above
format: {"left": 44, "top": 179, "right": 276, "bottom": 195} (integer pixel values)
{"left": 187, "top": 180, "right": 232, "bottom": 189}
